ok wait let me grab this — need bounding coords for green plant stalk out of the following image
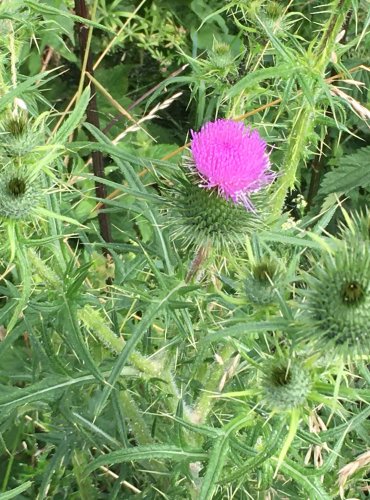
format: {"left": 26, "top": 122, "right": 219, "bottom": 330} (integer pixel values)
{"left": 78, "top": 305, "right": 163, "bottom": 378}
{"left": 272, "top": 0, "right": 352, "bottom": 215}
{"left": 8, "top": 21, "right": 17, "bottom": 89}
{"left": 1, "top": 421, "right": 23, "bottom": 491}
{"left": 78, "top": 305, "right": 183, "bottom": 414}
{"left": 27, "top": 248, "right": 61, "bottom": 288}
{"left": 6, "top": 226, "right": 32, "bottom": 332}
{"left": 272, "top": 105, "right": 315, "bottom": 215}
{"left": 191, "top": 342, "right": 236, "bottom": 425}
{"left": 118, "top": 391, "right": 169, "bottom": 476}
{"left": 119, "top": 390, "right": 155, "bottom": 446}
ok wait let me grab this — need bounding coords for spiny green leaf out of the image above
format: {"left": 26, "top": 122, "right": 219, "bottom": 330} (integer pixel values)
{"left": 52, "top": 86, "right": 91, "bottom": 144}
{"left": 0, "top": 481, "right": 33, "bottom": 499}
{"left": 226, "top": 64, "right": 297, "bottom": 99}
{"left": 24, "top": 0, "right": 114, "bottom": 33}
{"left": 199, "top": 437, "right": 230, "bottom": 500}
{"left": 84, "top": 445, "right": 207, "bottom": 475}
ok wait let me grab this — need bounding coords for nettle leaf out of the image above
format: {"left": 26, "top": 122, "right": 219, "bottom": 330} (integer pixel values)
{"left": 319, "top": 145, "right": 370, "bottom": 196}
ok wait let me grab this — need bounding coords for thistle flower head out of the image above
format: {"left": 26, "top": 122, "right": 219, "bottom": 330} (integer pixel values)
{"left": 0, "top": 166, "right": 40, "bottom": 220}
{"left": 190, "top": 119, "right": 274, "bottom": 210}
{"left": 303, "top": 241, "right": 370, "bottom": 356}
{"left": 262, "top": 359, "right": 311, "bottom": 412}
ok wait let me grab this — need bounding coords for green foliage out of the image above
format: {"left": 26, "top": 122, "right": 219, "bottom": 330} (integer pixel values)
{"left": 319, "top": 145, "right": 370, "bottom": 196}
{"left": 0, "top": 0, "right": 369, "bottom": 498}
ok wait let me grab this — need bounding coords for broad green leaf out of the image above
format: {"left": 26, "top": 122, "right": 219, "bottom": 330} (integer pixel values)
{"left": 319, "top": 146, "right": 370, "bottom": 196}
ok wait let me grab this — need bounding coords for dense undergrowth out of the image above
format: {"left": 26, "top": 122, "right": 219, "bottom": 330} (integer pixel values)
{"left": 0, "top": 0, "right": 369, "bottom": 498}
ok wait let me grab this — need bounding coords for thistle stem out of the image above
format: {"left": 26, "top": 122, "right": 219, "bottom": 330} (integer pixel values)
{"left": 185, "top": 244, "right": 211, "bottom": 283}
{"left": 191, "top": 342, "right": 237, "bottom": 425}
{"left": 272, "top": 0, "right": 352, "bottom": 215}
{"left": 119, "top": 390, "right": 155, "bottom": 446}
{"left": 78, "top": 305, "right": 183, "bottom": 413}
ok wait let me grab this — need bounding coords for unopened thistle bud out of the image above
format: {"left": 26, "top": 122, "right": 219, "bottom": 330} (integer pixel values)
{"left": 0, "top": 167, "right": 40, "bottom": 220}
{"left": 303, "top": 240, "right": 370, "bottom": 356}
{"left": 166, "top": 173, "right": 262, "bottom": 251}
{"left": 339, "top": 209, "right": 370, "bottom": 244}
{"left": 0, "top": 112, "right": 42, "bottom": 157}
{"left": 245, "top": 258, "right": 281, "bottom": 305}
{"left": 264, "top": 1, "right": 284, "bottom": 20}
{"left": 262, "top": 359, "right": 311, "bottom": 411}
{"left": 208, "top": 41, "right": 234, "bottom": 69}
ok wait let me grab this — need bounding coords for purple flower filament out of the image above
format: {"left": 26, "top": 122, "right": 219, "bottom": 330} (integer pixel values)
{"left": 191, "top": 119, "right": 274, "bottom": 210}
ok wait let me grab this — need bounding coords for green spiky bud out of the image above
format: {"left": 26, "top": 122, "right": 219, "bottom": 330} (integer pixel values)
{"left": 264, "top": 1, "right": 284, "bottom": 20}
{"left": 208, "top": 41, "right": 234, "bottom": 69}
{"left": 339, "top": 209, "right": 370, "bottom": 244}
{"left": 303, "top": 241, "right": 370, "bottom": 356}
{"left": 245, "top": 258, "right": 281, "bottom": 305}
{"left": 165, "top": 172, "right": 262, "bottom": 252}
{"left": 0, "top": 113, "right": 41, "bottom": 157}
{"left": 0, "top": 167, "right": 40, "bottom": 220}
{"left": 262, "top": 360, "right": 311, "bottom": 411}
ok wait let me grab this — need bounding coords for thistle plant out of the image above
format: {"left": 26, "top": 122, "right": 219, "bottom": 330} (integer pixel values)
{"left": 208, "top": 41, "right": 234, "bottom": 70}
{"left": 1, "top": 1, "right": 370, "bottom": 499}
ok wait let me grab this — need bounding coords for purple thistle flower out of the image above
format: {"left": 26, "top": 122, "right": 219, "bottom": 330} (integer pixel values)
{"left": 190, "top": 119, "right": 275, "bottom": 210}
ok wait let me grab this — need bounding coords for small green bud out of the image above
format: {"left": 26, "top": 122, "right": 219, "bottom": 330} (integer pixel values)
{"left": 262, "top": 360, "right": 311, "bottom": 411}
{"left": 303, "top": 241, "right": 370, "bottom": 356}
{"left": 208, "top": 41, "right": 234, "bottom": 69}
{"left": 264, "top": 1, "right": 284, "bottom": 20}
{"left": 0, "top": 167, "right": 40, "bottom": 220}
{"left": 0, "top": 113, "right": 42, "bottom": 157}
{"left": 245, "top": 258, "right": 281, "bottom": 305}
